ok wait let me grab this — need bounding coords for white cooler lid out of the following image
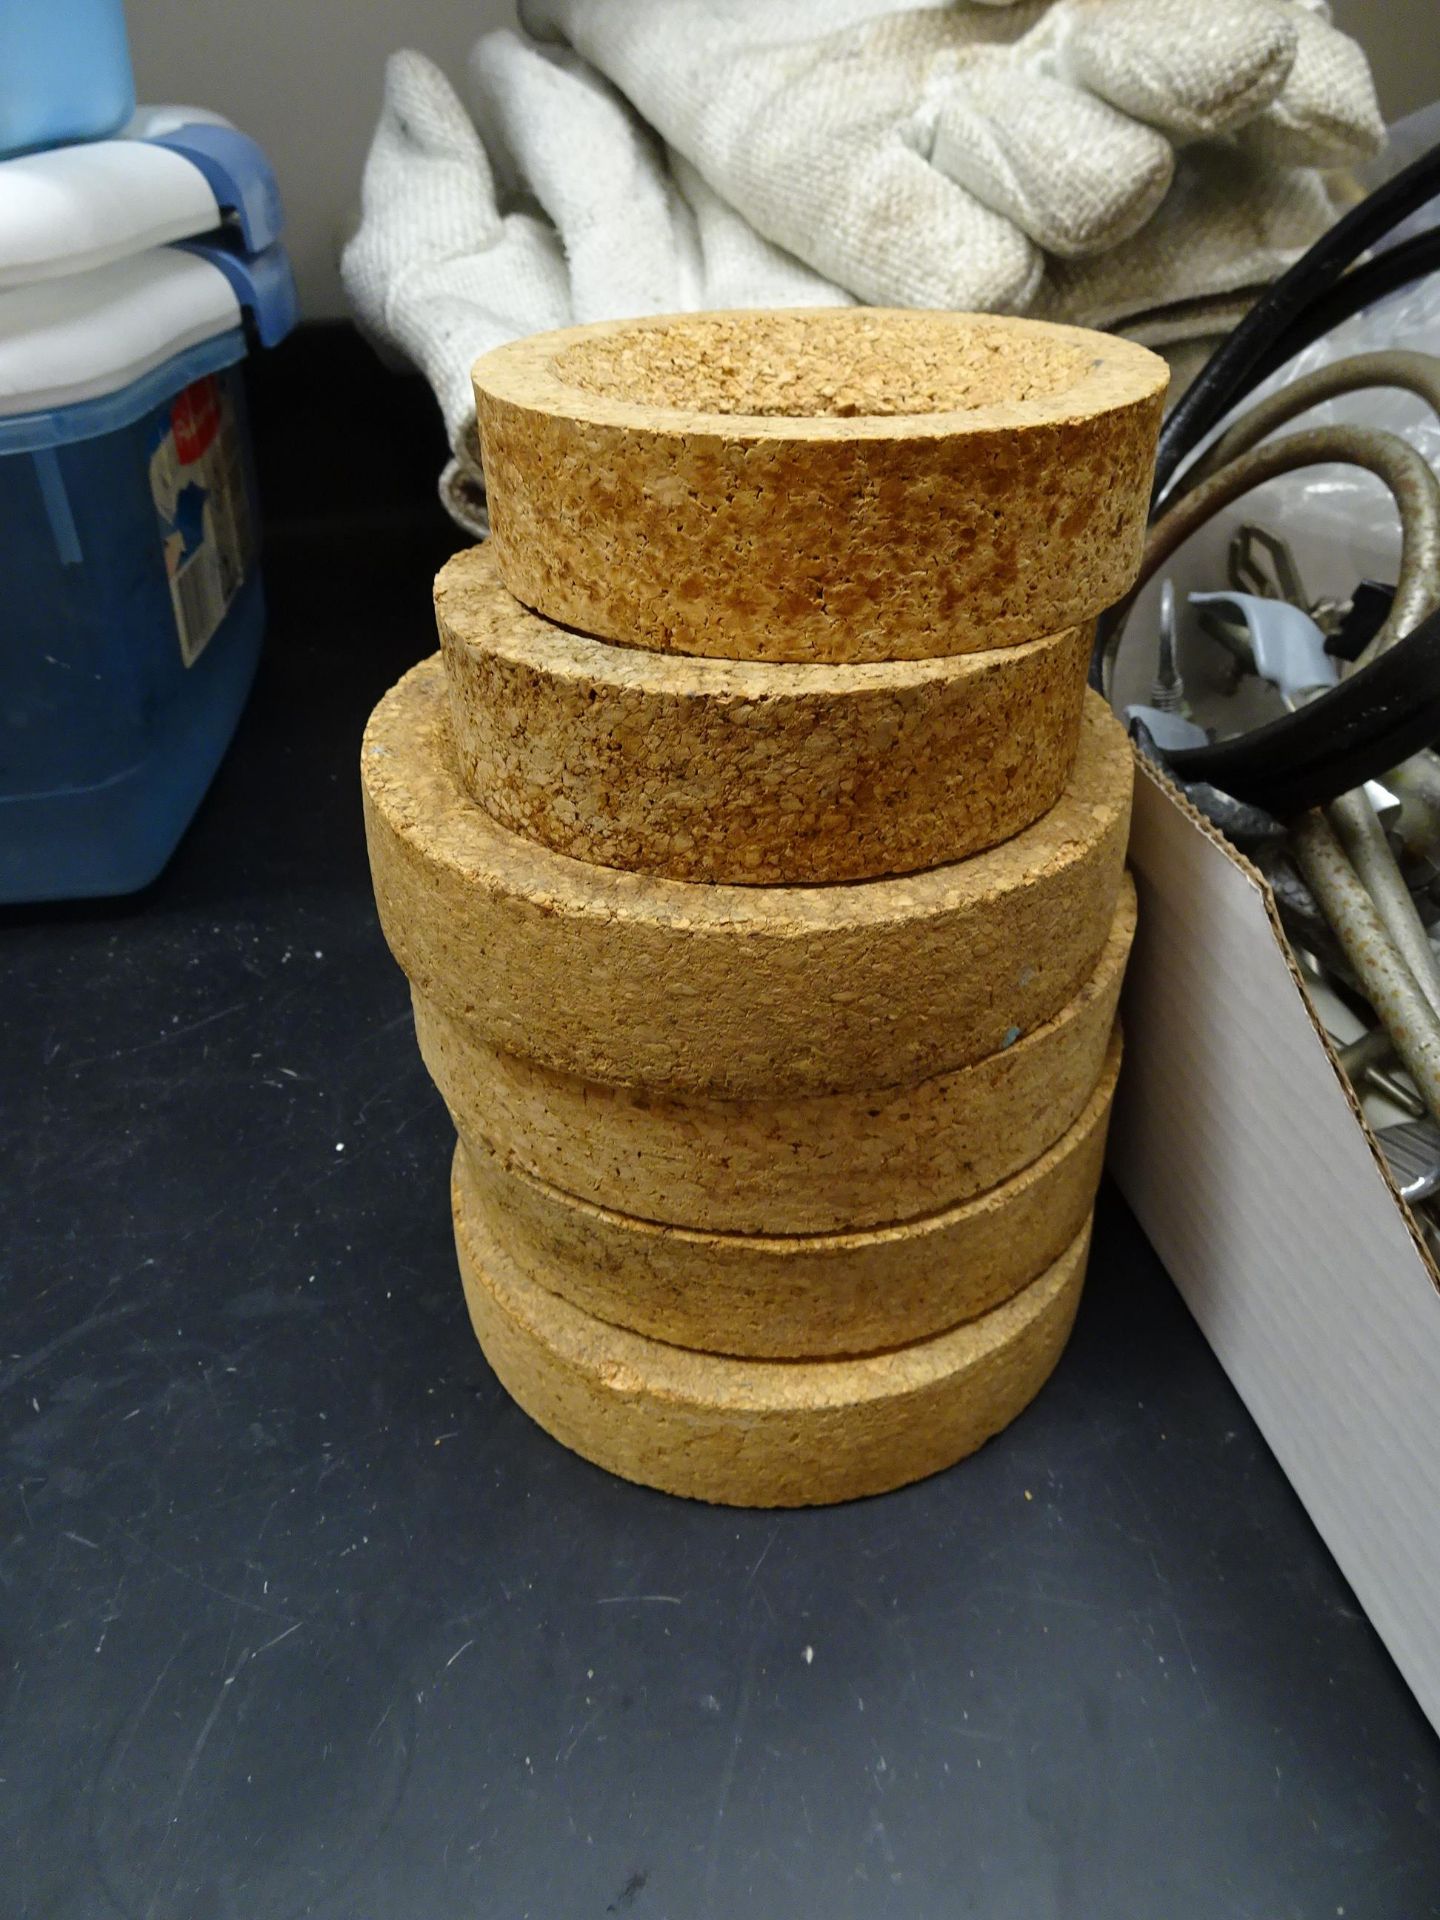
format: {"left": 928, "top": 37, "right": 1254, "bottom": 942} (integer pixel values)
{"left": 0, "top": 116, "right": 284, "bottom": 292}
{"left": 0, "top": 142, "right": 220, "bottom": 290}
{"left": 0, "top": 242, "right": 294, "bottom": 422}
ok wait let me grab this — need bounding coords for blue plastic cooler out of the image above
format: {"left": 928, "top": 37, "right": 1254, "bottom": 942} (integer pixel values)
{"left": 0, "top": 239, "right": 295, "bottom": 901}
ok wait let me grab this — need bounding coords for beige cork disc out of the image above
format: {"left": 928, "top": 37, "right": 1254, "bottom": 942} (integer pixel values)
{"left": 454, "top": 1160, "right": 1092, "bottom": 1506}
{"left": 455, "top": 1027, "right": 1117, "bottom": 1359}
{"left": 362, "top": 657, "right": 1132, "bottom": 1098}
{"left": 436, "top": 543, "right": 1091, "bottom": 885}
{"left": 472, "top": 309, "right": 1167, "bottom": 665}
{"left": 413, "top": 875, "right": 1134, "bottom": 1233}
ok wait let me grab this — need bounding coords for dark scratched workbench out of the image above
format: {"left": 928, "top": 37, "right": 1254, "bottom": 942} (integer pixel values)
{"left": 2, "top": 329, "right": 1438, "bottom": 1919}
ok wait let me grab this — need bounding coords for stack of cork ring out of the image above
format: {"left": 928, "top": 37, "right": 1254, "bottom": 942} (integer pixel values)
{"left": 362, "top": 309, "right": 1167, "bottom": 1507}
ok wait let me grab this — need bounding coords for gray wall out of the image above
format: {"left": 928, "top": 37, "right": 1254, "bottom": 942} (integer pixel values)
{"left": 1332, "top": 0, "right": 1439, "bottom": 129}
{"left": 127, "top": 0, "right": 1439, "bottom": 320}
{"left": 127, "top": 0, "right": 516, "bottom": 317}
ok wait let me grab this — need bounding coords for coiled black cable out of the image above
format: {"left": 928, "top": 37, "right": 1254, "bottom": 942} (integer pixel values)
{"left": 1153, "top": 141, "right": 1440, "bottom": 503}
{"left": 1162, "top": 601, "right": 1440, "bottom": 816}
{"left": 1243, "top": 228, "right": 1440, "bottom": 399}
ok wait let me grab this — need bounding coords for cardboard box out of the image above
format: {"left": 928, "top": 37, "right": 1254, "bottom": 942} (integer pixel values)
{"left": 1110, "top": 757, "right": 1440, "bottom": 1733}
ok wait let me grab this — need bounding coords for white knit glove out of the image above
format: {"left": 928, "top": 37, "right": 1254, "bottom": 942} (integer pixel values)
{"left": 1035, "top": 140, "right": 1345, "bottom": 334}
{"left": 467, "top": 29, "right": 851, "bottom": 320}
{"left": 342, "top": 40, "right": 850, "bottom": 531}
{"left": 520, "top": 0, "right": 1384, "bottom": 311}
{"left": 344, "top": 9, "right": 1380, "bottom": 529}
{"left": 342, "top": 50, "right": 572, "bottom": 480}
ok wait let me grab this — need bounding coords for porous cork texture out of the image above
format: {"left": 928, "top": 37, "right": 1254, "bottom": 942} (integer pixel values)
{"left": 454, "top": 1151, "right": 1091, "bottom": 1507}
{"left": 472, "top": 309, "right": 1168, "bottom": 664}
{"left": 414, "top": 878, "right": 1134, "bottom": 1234}
{"left": 437, "top": 543, "right": 1091, "bottom": 884}
{"left": 361, "top": 657, "right": 1133, "bottom": 1097}
{"left": 457, "top": 1030, "right": 1117, "bottom": 1359}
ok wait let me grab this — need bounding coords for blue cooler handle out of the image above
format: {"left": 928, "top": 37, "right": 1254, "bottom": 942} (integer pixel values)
{"left": 150, "top": 124, "right": 284, "bottom": 255}
{"left": 177, "top": 240, "right": 299, "bottom": 349}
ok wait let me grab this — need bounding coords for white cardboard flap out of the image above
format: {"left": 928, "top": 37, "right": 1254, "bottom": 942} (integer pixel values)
{"left": 1111, "top": 760, "right": 1440, "bottom": 1733}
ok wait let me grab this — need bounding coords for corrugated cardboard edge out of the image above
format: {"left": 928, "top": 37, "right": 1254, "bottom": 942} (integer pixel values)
{"left": 1111, "top": 753, "right": 1440, "bottom": 1734}
{"left": 1132, "top": 755, "right": 1440, "bottom": 1270}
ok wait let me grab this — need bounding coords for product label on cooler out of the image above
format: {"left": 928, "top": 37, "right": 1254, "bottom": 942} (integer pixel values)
{"left": 148, "top": 373, "right": 253, "bottom": 668}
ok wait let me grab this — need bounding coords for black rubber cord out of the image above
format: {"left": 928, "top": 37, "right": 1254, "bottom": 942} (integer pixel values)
{"left": 1243, "top": 228, "right": 1440, "bottom": 400}
{"left": 1154, "top": 141, "right": 1440, "bottom": 501}
{"left": 1160, "top": 601, "right": 1440, "bottom": 818}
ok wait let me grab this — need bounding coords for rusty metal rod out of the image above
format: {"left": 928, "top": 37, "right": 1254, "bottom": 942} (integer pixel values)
{"left": 1175, "top": 351, "right": 1440, "bottom": 514}
{"left": 1333, "top": 1024, "right": 1426, "bottom": 1118}
{"left": 1326, "top": 785, "right": 1440, "bottom": 1018}
{"left": 1291, "top": 811, "right": 1440, "bottom": 1127}
{"left": 1099, "top": 423, "right": 1440, "bottom": 697}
